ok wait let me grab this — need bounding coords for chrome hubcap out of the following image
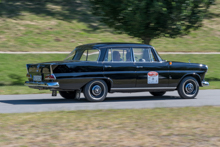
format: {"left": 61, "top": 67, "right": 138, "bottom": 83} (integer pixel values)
{"left": 92, "top": 85, "right": 102, "bottom": 96}
{"left": 185, "top": 83, "right": 194, "bottom": 94}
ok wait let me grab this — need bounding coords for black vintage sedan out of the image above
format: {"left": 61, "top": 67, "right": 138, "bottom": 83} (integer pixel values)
{"left": 25, "top": 43, "right": 209, "bottom": 102}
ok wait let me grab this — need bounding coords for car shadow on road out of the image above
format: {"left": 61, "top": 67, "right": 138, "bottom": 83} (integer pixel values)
{"left": 105, "top": 95, "right": 182, "bottom": 102}
{"left": 0, "top": 95, "right": 183, "bottom": 105}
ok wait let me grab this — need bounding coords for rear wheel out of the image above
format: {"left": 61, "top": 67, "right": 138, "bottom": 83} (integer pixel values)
{"left": 59, "top": 91, "right": 80, "bottom": 99}
{"left": 178, "top": 76, "right": 199, "bottom": 99}
{"left": 150, "top": 91, "right": 166, "bottom": 96}
{"left": 83, "top": 80, "right": 108, "bottom": 102}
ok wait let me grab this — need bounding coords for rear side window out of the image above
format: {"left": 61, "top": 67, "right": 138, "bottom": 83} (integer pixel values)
{"left": 133, "top": 48, "right": 156, "bottom": 62}
{"left": 87, "top": 50, "right": 100, "bottom": 61}
{"left": 78, "top": 49, "right": 100, "bottom": 61}
{"left": 104, "top": 48, "right": 132, "bottom": 62}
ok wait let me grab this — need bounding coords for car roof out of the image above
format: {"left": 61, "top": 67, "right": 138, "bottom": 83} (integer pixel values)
{"left": 76, "top": 42, "right": 152, "bottom": 49}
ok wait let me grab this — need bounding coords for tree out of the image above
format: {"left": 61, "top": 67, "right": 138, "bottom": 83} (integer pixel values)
{"left": 89, "top": 0, "right": 215, "bottom": 44}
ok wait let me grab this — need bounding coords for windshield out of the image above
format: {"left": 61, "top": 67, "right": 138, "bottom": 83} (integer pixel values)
{"left": 64, "top": 48, "right": 100, "bottom": 61}
{"left": 153, "top": 48, "right": 163, "bottom": 61}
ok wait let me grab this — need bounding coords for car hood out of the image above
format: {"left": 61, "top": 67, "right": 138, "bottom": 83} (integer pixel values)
{"left": 170, "top": 61, "right": 208, "bottom": 71}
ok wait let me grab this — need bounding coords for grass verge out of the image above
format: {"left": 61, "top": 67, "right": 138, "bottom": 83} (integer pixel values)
{"left": 0, "top": 0, "right": 219, "bottom": 52}
{"left": 0, "top": 107, "right": 220, "bottom": 146}
{"left": 0, "top": 54, "right": 219, "bottom": 95}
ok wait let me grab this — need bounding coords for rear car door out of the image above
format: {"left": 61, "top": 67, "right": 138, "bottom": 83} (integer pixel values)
{"left": 133, "top": 48, "right": 169, "bottom": 88}
{"left": 103, "top": 48, "right": 136, "bottom": 88}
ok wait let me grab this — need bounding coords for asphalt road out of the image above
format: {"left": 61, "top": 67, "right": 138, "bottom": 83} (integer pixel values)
{"left": 0, "top": 90, "right": 219, "bottom": 113}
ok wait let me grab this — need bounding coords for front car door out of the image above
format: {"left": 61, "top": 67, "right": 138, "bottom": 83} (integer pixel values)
{"left": 103, "top": 48, "right": 136, "bottom": 88}
{"left": 133, "top": 48, "right": 169, "bottom": 88}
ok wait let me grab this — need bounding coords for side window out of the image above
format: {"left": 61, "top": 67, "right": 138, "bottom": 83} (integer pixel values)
{"left": 104, "top": 48, "right": 132, "bottom": 62}
{"left": 87, "top": 50, "right": 100, "bottom": 61}
{"left": 133, "top": 48, "right": 156, "bottom": 62}
{"left": 104, "top": 49, "right": 112, "bottom": 62}
{"left": 79, "top": 49, "right": 100, "bottom": 61}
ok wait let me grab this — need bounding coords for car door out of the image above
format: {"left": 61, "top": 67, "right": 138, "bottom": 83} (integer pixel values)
{"left": 103, "top": 48, "right": 136, "bottom": 88}
{"left": 133, "top": 48, "right": 169, "bottom": 88}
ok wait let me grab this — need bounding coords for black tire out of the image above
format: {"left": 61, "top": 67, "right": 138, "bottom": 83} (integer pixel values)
{"left": 150, "top": 91, "right": 166, "bottom": 96}
{"left": 178, "top": 76, "right": 199, "bottom": 99}
{"left": 59, "top": 91, "right": 80, "bottom": 99}
{"left": 83, "top": 80, "right": 108, "bottom": 102}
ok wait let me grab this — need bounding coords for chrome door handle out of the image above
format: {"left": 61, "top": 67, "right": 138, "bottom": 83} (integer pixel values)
{"left": 136, "top": 66, "right": 143, "bottom": 68}
{"left": 105, "top": 65, "right": 112, "bottom": 68}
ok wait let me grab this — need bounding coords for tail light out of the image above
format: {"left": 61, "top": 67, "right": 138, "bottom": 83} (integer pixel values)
{"left": 26, "top": 73, "right": 31, "bottom": 78}
{"left": 45, "top": 74, "right": 56, "bottom": 80}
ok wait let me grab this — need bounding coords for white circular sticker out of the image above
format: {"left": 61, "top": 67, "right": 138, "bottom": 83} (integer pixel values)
{"left": 148, "top": 71, "right": 159, "bottom": 84}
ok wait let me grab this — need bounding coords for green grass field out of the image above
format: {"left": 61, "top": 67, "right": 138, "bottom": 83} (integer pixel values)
{"left": 0, "top": 54, "right": 219, "bottom": 95}
{"left": 0, "top": 107, "right": 220, "bottom": 146}
{"left": 0, "top": 0, "right": 219, "bottom": 52}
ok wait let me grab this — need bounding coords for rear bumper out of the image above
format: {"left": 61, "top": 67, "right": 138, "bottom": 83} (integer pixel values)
{"left": 24, "top": 81, "right": 59, "bottom": 88}
{"left": 202, "top": 80, "right": 209, "bottom": 86}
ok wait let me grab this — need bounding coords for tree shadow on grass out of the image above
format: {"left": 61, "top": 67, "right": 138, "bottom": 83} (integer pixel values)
{"left": 0, "top": 0, "right": 103, "bottom": 30}
{"left": 1, "top": 0, "right": 218, "bottom": 32}
{"left": 204, "top": 12, "right": 220, "bottom": 19}
{"left": 0, "top": 74, "right": 25, "bottom": 86}
{"left": 205, "top": 77, "right": 220, "bottom": 82}
{"left": 9, "top": 74, "right": 25, "bottom": 85}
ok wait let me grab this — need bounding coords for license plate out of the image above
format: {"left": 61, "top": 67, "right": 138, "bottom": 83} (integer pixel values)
{"left": 33, "top": 75, "right": 42, "bottom": 82}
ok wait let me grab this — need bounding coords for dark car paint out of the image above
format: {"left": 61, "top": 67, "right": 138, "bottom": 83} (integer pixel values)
{"left": 26, "top": 43, "right": 208, "bottom": 92}
{"left": 135, "top": 62, "right": 169, "bottom": 87}
{"left": 169, "top": 62, "right": 206, "bottom": 87}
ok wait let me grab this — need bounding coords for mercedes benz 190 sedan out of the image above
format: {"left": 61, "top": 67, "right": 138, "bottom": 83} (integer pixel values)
{"left": 25, "top": 43, "right": 209, "bottom": 102}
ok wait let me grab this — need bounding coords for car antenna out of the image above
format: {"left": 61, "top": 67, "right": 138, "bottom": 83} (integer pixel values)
{"left": 189, "top": 59, "right": 191, "bottom": 63}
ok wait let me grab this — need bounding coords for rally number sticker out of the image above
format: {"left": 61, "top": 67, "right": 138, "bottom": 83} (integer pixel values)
{"left": 148, "top": 71, "right": 159, "bottom": 84}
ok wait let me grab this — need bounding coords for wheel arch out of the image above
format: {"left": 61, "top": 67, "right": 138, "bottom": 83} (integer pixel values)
{"left": 177, "top": 73, "right": 202, "bottom": 88}
{"left": 102, "top": 78, "right": 113, "bottom": 92}
{"left": 80, "top": 77, "right": 113, "bottom": 92}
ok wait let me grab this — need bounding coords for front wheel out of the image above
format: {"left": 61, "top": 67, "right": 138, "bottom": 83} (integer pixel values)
{"left": 150, "top": 91, "right": 166, "bottom": 96}
{"left": 178, "top": 76, "right": 199, "bottom": 99}
{"left": 83, "top": 80, "right": 108, "bottom": 102}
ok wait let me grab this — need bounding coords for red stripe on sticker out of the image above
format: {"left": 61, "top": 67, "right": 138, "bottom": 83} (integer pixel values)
{"left": 148, "top": 71, "right": 158, "bottom": 76}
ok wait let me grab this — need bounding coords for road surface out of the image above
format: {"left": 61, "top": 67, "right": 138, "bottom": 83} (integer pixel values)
{"left": 0, "top": 90, "right": 219, "bottom": 113}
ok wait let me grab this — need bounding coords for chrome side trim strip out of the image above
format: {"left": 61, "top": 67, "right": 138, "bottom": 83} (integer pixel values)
{"left": 24, "top": 81, "right": 59, "bottom": 88}
{"left": 111, "top": 87, "right": 176, "bottom": 90}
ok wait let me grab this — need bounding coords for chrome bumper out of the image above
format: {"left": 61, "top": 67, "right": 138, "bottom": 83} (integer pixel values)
{"left": 24, "top": 81, "right": 59, "bottom": 88}
{"left": 202, "top": 81, "right": 209, "bottom": 86}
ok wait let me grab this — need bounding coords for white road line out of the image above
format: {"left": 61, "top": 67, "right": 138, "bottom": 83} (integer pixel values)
{"left": 0, "top": 52, "right": 70, "bottom": 54}
{"left": 159, "top": 52, "right": 220, "bottom": 54}
{"left": 0, "top": 52, "right": 220, "bottom": 54}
